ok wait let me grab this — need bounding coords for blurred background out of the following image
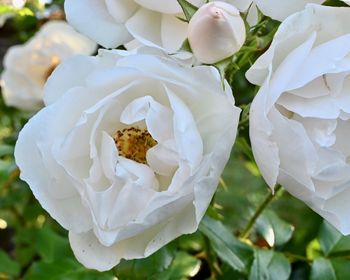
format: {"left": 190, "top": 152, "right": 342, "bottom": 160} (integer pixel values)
{"left": 1, "top": 0, "right": 350, "bottom": 279}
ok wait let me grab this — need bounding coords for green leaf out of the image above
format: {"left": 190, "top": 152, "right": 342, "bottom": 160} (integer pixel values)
{"left": 0, "top": 159, "right": 15, "bottom": 181}
{"left": 0, "top": 144, "right": 14, "bottom": 157}
{"left": 0, "top": 249, "right": 20, "bottom": 277}
{"left": 323, "top": 0, "right": 350, "bottom": 7}
{"left": 310, "top": 258, "right": 336, "bottom": 280}
{"left": 155, "top": 251, "right": 201, "bottom": 280}
{"left": 177, "top": 231, "right": 204, "bottom": 252}
{"left": 214, "top": 57, "right": 232, "bottom": 87}
{"left": 35, "top": 226, "right": 72, "bottom": 262}
{"left": 115, "top": 245, "right": 176, "bottom": 280}
{"left": 24, "top": 258, "right": 114, "bottom": 280}
{"left": 199, "top": 216, "right": 253, "bottom": 273}
{"left": 256, "top": 210, "right": 294, "bottom": 247}
{"left": 249, "top": 249, "right": 291, "bottom": 280}
{"left": 180, "top": 38, "right": 192, "bottom": 52}
{"left": 318, "top": 221, "right": 350, "bottom": 256}
{"left": 0, "top": 5, "right": 34, "bottom": 16}
{"left": 332, "top": 259, "right": 350, "bottom": 279}
{"left": 310, "top": 258, "right": 350, "bottom": 280}
{"left": 177, "top": 0, "right": 198, "bottom": 22}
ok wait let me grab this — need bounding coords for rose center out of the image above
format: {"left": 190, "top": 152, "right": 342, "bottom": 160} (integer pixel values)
{"left": 44, "top": 56, "right": 60, "bottom": 81}
{"left": 114, "top": 127, "right": 157, "bottom": 164}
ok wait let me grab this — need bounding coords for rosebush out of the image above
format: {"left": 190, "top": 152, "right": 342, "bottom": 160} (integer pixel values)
{"left": 1, "top": 0, "right": 350, "bottom": 279}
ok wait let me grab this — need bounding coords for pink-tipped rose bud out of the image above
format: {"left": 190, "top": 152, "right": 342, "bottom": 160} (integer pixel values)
{"left": 188, "top": 2, "right": 246, "bottom": 64}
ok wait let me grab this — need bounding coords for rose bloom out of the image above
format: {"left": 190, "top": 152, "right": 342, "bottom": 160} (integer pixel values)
{"left": 1, "top": 21, "right": 96, "bottom": 111}
{"left": 247, "top": 4, "right": 350, "bottom": 234}
{"left": 64, "top": 0, "right": 324, "bottom": 52}
{"left": 15, "top": 47, "right": 240, "bottom": 270}
{"left": 188, "top": 2, "right": 246, "bottom": 64}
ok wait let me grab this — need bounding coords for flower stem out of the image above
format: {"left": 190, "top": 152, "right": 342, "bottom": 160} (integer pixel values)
{"left": 239, "top": 184, "right": 282, "bottom": 240}
{"left": 284, "top": 252, "right": 312, "bottom": 263}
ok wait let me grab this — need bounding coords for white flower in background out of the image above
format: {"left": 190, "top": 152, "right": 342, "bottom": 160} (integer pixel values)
{"left": 11, "top": 0, "right": 25, "bottom": 8}
{"left": 247, "top": 4, "right": 350, "bottom": 234}
{"left": 64, "top": 0, "right": 327, "bottom": 52}
{"left": 188, "top": 2, "right": 246, "bottom": 64}
{"left": 15, "top": 47, "right": 240, "bottom": 270}
{"left": 1, "top": 21, "right": 96, "bottom": 110}
{"left": 0, "top": 0, "right": 26, "bottom": 9}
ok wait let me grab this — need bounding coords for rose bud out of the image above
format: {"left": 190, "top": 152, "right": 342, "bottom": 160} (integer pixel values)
{"left": 188, "top": 1, "right": 246, "bottom": 64}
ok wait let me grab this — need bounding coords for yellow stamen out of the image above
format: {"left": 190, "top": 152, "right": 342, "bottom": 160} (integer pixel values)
{"left": 114, "top": 127, "right": 157, "bottom": 164}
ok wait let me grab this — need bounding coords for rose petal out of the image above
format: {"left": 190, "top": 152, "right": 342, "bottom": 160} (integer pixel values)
{"left": 134, "top": 0, "right": 205, "bottom": 14}
{"left": 105, "top": 0, "right": 138, "bottom": 23}
{"left": 255, "top": 0, "right": 323, "bottom": 22}
{"left": 15, "top": 98, "right": 92, "bottom": 232}
{"left": 166, "top": 88, "right": 203, "bottom": 169}
{"left": 65, "top": 0, "right": 131, "bottom": 48}
{"left": 125, "top": 8, "right": 162, "bottom": 49}
{"left": 161, "top": 14, "right": 188, "bottom": 53}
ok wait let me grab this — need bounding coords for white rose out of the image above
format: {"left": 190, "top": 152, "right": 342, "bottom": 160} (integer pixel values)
{"left": 188, "top": 2, "right": 246, "bottom": 64}
{"left": 15, "top": 47, "right": 240, "bottom": 271}
{"left": 64, "top": 0, "right": 205, "bottom": 52}
{"left": 247, "top": 4, "right": 350, "bottom": 234}
{"left": 1, "top": 21, "right": 96, "bottom": 111}
{"left": 64, "top": 0, "right": 328, "bottom": 53}
{"left": 242, "top": 0, "right": 324, "bottom": 22}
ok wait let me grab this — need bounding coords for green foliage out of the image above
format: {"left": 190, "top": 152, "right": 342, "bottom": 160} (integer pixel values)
{"left": 24, "top": 259, "right": 115, "bottom": 280}
{"left": 0, "top": 249, "right": 21, "bottom": 277}
{"left": 115, "top": 246, "right": 176, "bottom": 279}
{"left": 0, "top": 1, "right": 350, "bottom": 280}
{"left": 249, "top": 249, "right": 291, "bottom": 280}
{"left": 310, "top": 258, "right": 350, "bottom": 280}
{"left": 115, "top": 244, "right": 202, "bottom": 280}
{"left": 177, "top": 0, "right": 198, "bottom": 22}
{"left": 0, "top": 5, "right": 33, "bottom": 16}
{"left": 35, "top": 226, "right": 73, "bottom": 262}
{"left": 256, "top": 210, "right": 294, "bottom": 247}
{"left": 310, "top": 258, "right": 336, "bottom": 280}
{"left": 155, "top": 252, "right": 201, "bottom": 280}
{"left": 200, "top": 216, "right": 253, "bottom": 274}
{"left": 318, "top": 221, "right": 350, "bottom": 256}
